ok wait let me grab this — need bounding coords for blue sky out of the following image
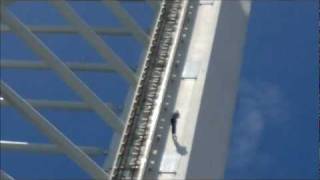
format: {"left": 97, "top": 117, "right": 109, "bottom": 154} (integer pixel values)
{"left": 225, "top": 0, "right": 318, "bottom": 179}
{"left": 1, "top": 0, "right": 318, "bottom": 179}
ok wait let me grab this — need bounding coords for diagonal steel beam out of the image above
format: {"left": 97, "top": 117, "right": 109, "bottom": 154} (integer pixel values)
{"left": 0, "top": 8, "right": 124, "bottom": 132}
{"left": 0, "top": 60, "right": 115, "bottom": 72}
{"left": 0, "top": 81, "right": 109, "bottom": 179}
{"left": 102, "top": 0, "right": 163, "bottom": 171}
{"left": 51, "top": 0, "right": 137, "bottom": 85}
{"left": 0, "top": 170, "right": 14, "bottom": 180}
{"left": 102, "top": 0, "right": 149, "bottom": 46}
{"left": 1, "top": 140, "right": 107, "bottom": 156}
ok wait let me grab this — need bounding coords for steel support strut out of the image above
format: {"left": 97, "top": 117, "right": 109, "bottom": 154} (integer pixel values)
{"left": 103, "top": 0, "right": 149, "bottom": 46}
{"left": 110, "top": 0, "right": 188, "bottom": 179}
{"left": 0, "top": 7, "right": 124, "bottom": 132}
{"left": 51, "top": 0, "right": 137, "bottom": 85}
{"left": 0, "top": 170, "right": 15, "bottom": 180}
{"left": 0, "top": 81, "right": 109, "bottom": 179}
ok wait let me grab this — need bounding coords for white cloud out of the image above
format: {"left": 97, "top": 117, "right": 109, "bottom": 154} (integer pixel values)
{"left": 228, "top": 79, "right": 289, "bottom": 170}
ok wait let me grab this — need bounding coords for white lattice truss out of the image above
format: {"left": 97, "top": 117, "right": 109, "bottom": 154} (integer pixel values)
{"left": 0, "top": 0, "right": 161, "bottom": 179}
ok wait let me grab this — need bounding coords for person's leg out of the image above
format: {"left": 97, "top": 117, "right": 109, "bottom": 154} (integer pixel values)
{"left": 172, "top": 122, "right": 177, "bottom": 139}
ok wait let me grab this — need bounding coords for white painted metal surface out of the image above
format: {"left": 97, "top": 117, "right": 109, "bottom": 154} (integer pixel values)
{"left": 135, "top": 1, "right": 190, "bottom": 179}
{"left": 102, "top": 1, "right": 163, "bottom": 172}
{"left": 144, "top": 0, "right": 251, "bottom": 179}
{"left": 1, "top": 0, "right": 251, "bottom": 179}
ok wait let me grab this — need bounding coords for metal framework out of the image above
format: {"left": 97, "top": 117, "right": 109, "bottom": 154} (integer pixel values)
{"left": 1, "top": 0, "right": 251, "bottom": 179}
{"left": 1, "top": 8, "right": 124, "bottom": 132}
{"left": 108, "top": 0, "right": 251, "bottom": 179}
{"left": 1, "top": 0, "right": 161, "bottom": 179}
{"left": 51, "top": 0, "right": 138, "bottom": 85}
{"left": 1, "top": 81, "right": 109, "bottom": 179}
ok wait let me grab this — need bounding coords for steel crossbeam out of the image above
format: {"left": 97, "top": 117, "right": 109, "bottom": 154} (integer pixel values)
{"left": 0, "top": 0, "right": 160, "bottom": 179}
{"left": 1, "top": 7, "right": 124, "bottom": 132}
{"left": 0, "top": 81, "right": 110, "bottom": 179}
{"left": 102, "top": 0, "right": 149, "bottom": 46}
{"left": 51, "top": 0, "right": 138, "bottom": 85}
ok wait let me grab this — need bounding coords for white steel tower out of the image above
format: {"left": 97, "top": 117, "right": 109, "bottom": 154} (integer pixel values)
{"left": 1, "top": 0, "right": 251, "bottom": 179}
